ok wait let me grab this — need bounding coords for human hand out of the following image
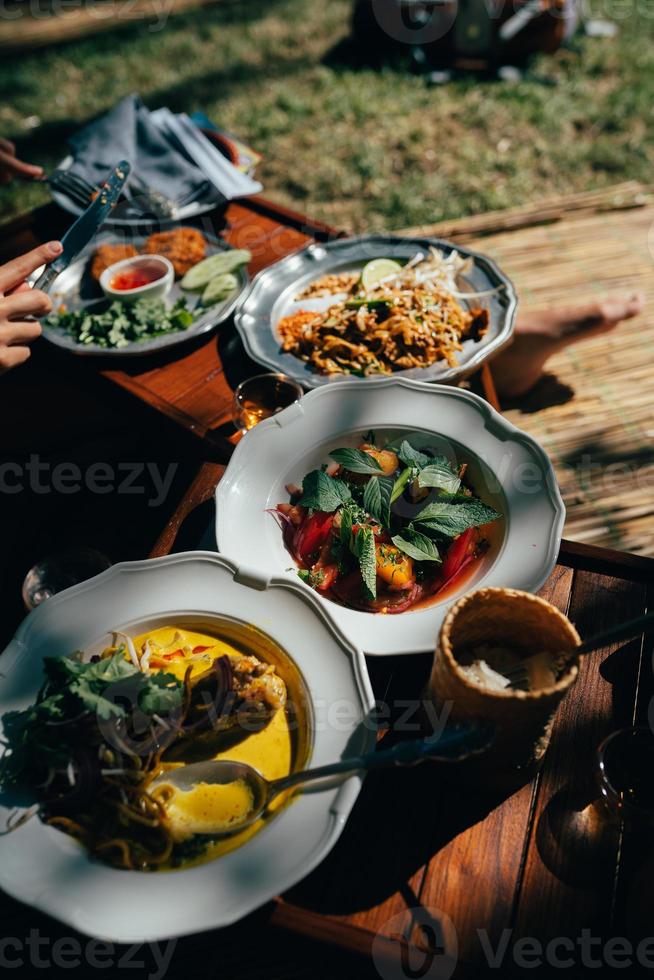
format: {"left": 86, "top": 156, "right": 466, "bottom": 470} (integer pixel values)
{"left": 0, "top": 137, "right": 43, "bottom": 185}
{"left": 0, "top": 241, "right": 62, "bottom": 373}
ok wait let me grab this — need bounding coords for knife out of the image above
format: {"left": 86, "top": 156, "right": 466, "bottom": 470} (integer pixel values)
{"left": 33, "top": 160, "right": 131, "bottom": 293}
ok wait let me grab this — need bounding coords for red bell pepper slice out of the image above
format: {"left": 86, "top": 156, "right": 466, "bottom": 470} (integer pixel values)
{"left": 441, "top": 528, "right": 476, "bottom": 584}
{"left": 294, "top": 511, "right": 334, "bottom": 564}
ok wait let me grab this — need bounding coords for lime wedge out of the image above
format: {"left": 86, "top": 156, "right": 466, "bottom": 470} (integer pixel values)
{"left": 202, "top": 272, "right": 239, "bottom": 306}
{"left": 360, "top": 258, "right": 402, "bottom": 292}
{"left": 181, "top": 249, "right": 251, "bottom": 291}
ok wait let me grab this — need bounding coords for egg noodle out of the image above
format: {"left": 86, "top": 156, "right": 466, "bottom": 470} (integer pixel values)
{"left": 0, "top": 628, "right": 290, "bottom": 871}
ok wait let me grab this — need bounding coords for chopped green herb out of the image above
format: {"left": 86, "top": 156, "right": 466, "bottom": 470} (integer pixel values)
{"left": 45, "top": 297, "right": 195, "bottom": 350}
{"left": 298, "top": 568, "right": 326, "bottom": 588}
{"left": 343, "top": 298, "right": 391, "bottom": 312}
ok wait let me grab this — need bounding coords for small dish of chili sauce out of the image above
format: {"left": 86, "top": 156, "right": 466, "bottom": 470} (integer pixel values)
{"left": 100, "top": 254, "right": 174, "bottom": 303}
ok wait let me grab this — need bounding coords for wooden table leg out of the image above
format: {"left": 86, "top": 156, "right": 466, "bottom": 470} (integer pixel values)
{"left": 480, "top": 363, "right": 500, "bottom": 412}
{"left": 149, "top": 461, "right": 225, "bottom": 558}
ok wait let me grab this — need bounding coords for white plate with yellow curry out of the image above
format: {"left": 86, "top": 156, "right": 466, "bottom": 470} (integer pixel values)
{"left": 0, "top": 552, "right": 374, "bottom": 942}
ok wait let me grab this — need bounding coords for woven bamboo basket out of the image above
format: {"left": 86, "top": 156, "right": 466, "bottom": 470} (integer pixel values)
{"left": 429, "top": 588, "right": 581, "bottom": 774}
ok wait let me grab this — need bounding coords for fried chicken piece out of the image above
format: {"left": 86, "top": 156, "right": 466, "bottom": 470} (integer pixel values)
{"left": 163, "top": 655, "right": 287, "bottom": 764}
{"left": 90, "top": 243, "right": 138, "bottom": 281}
{"left": 230, "top": 655, "right": 287, "bottom": 726}
{"left": 143, "top": 228, "right": 206, "bottom": 278}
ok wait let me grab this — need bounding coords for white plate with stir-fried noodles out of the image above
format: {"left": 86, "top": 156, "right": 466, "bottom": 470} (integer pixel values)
{"left": 0, "top": 552, "right": 374, "bottom": 941}
{"left": 233, "top": 235, "right": 518, "bottom": 387}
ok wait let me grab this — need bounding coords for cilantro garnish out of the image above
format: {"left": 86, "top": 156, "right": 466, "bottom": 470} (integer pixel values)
{"left": 0, "top": 652, "right": 184, "bottom": 793}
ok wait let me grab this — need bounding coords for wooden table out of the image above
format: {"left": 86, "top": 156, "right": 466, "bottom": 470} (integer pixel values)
{"left": 2, "top": 192, "right": 652, "bottom": 978}
{"left": 147, "top": 461, "right": 654, "bottom": 979}
{"left": 0, "top": 195, "right": 499, "bottom": 458}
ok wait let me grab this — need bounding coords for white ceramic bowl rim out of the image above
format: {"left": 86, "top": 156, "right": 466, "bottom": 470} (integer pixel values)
{"left": 0, "top": 551, "right": 375, "bottom": 941}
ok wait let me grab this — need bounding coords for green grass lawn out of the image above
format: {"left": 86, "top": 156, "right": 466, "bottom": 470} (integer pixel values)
{"left": 1, "top": 0, "right": 653, "bottom": 231}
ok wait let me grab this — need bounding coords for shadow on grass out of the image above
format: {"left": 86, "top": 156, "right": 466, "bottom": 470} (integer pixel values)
{"left": 323, "top": 32, "right": 417, "bottom": 74}
{"left": 14, "top": 51, "right": 310, "bottom": 167}
{"left": 2, "top": 0, "right": 286, "bottom": 65}
{"left": 147, "top": 50, "right": 318, "bottom": 116}
{"left": 5, "top": 0, "right": 292, "bottom": 159}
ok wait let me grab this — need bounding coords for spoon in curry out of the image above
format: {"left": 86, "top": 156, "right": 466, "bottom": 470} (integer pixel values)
{"left": 152, "top": 722, "right": 493, "bottom": 837}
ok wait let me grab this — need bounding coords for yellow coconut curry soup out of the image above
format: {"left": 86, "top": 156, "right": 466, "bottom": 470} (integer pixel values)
{"left": 0, "top": 619, "right": 311, "bottom": 871}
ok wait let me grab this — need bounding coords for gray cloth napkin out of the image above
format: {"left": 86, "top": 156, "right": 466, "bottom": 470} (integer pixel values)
{"left": 68, "top": 94, "right": 216, "bottom": 205}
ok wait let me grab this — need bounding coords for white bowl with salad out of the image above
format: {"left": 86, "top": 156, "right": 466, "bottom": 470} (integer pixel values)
{"left": 215, "top": 378, "right": 565, "bottom": 656}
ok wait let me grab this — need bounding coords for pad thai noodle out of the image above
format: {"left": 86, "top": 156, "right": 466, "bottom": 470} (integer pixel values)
{"left": 277, "top": 249, "right": 493, "bottom": 377}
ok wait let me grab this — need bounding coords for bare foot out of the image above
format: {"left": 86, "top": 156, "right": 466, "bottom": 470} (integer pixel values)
{"left": 492, "top": 294, "right": 645, "bottom": 399}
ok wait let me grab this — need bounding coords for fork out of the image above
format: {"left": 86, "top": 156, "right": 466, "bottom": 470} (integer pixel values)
{"left": 46, "top": 169, "right": 98, "bottom": 208}
{"left": 124, "top": 175, "right": 213, "bottom": 220}
{"left": 504, "top": 607, "right": 654, "bottom": 690}
{"left": 48, "top": 169, "right": 211, "bottom": 219}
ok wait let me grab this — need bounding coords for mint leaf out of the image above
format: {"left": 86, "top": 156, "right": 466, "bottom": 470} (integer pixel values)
{"left": 340, "top": 503, "right": 354, "bottom": 548}
{"left": 352, "top": 525, "right": 377, "bottom": 599}
{"left": 298, "top": 470, "right": 352, "bottom": 512}
{"left": 392, "top": 529, "right": 442, "bottom": 562}
{"left": 397, "top": 440, "right": 429, "bottom": 470}
{"left": 415, "top": 500, "right": 500, "bottom": 537}
{"left": 418, "top": 461, "right": 461, "bottom": 496}
{"left": 329, "top": 448, "right": 383, "bottom": 475}
{"left": 363, "top": 475, "right": 394, "bottom": 527}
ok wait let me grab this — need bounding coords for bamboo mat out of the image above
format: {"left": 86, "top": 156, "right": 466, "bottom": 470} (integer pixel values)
{"left": 403, "top": 183, "right": 654, "bottom": 556}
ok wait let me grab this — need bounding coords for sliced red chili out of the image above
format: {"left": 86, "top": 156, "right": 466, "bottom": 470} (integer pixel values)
{"left": 162, "top": 649, "right": 185, "bottom": 661}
